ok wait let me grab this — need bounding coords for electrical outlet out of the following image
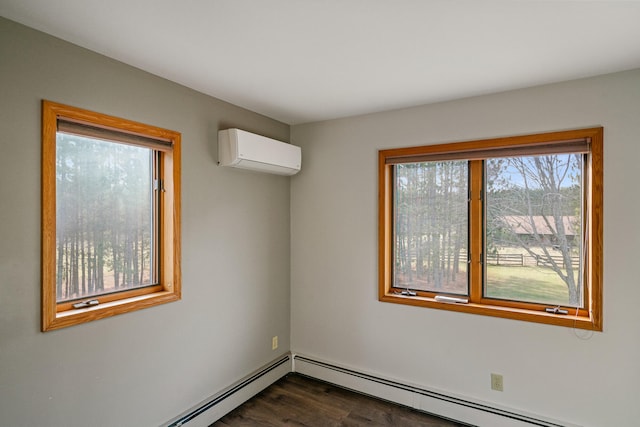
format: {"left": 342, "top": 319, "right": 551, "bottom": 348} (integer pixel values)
{"left": 491, "top": 373, "right": 503, "bottom": 391}
{"left": 272, "top": 336, "right": 278, "bottom": 350}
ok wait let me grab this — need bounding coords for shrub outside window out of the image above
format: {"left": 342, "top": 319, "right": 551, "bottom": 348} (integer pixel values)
{"left": 378, "top": 128, "right": 603, "bottom": 330}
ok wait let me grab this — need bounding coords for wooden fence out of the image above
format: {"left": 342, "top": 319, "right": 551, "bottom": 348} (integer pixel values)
{"left": 535, "top": 254, "right": 580, "bottom": 269}
{"left": 485, "top": 253, "right": 580, "bottom": 269}
{"left": 486, "top": 253, "right": 524, "bottom": 266}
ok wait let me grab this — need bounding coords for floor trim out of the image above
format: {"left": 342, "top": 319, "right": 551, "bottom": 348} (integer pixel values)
{"left": 163, "top": 352, "right": 580, "bottom": 427}
{"left": 162, "top": 353, "right": 291, "bottom": 427}
{"left": 292, "top": 354, "right": 580, "bottom": 427}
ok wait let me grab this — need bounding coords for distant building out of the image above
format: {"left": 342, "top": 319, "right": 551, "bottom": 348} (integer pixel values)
{"left": 497, "top": 215, "right": 578, "bottom": 244}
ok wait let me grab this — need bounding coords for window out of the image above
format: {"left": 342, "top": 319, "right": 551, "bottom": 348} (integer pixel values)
{"left": 378, "top": 128, "right": 602, "bottom": 330}
{"left": 42, "top": 100, "right": 181, "bottom": 331}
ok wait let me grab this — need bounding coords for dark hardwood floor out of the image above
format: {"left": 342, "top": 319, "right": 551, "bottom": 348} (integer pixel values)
{"left": 212, "top": 374, "right": 468, "bottom": 426}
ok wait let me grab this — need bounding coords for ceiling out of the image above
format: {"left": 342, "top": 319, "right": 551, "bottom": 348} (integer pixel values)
{"left": 2, "top": 1, "right": 640, "bottom": 125}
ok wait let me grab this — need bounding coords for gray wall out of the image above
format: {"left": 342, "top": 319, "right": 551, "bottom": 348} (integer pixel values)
{"left": 4, "top": 13, "right": 640, "bottom": 427}
{"left": 0, "top": 18, "right": 291, "bottom": 427}
{"left": 291, "top": 69, "right": 640, "bottom": 427}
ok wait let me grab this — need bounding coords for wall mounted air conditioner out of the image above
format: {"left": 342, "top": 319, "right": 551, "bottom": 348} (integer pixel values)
{"left": 218, "top": 128, "right": 301, "bottom": 176}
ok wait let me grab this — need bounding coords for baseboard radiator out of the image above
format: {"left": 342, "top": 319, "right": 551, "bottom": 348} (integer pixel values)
{"left": 293, "top": 354, "right": 580, "bottom": 427}
{"left": 162, "top": 354, "right": 291, "bottom": 427}
{"left": 163, "top": 352, "right": 579, "bottom": 427}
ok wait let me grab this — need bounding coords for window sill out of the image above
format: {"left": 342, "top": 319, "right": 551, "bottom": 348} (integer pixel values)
{"left": 380, "top": 292, "right": 601, "bottom": 331}
{"left": 43, "top": 291, "right": 180, "bottom": 331}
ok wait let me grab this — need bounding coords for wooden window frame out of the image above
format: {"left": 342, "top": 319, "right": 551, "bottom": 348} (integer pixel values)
{"left": 378, "top": 128, "right": 603, "bottom": 330}
{"left": 42, "top": 100, "right": 181, "bottom": 331}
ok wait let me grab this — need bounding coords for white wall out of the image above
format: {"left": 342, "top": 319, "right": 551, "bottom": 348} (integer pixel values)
{"left": 0, "top": 18, "right": 291, "bottom": 427}
{"left": 291, "top": 69, "right": 640, "bottom": 427}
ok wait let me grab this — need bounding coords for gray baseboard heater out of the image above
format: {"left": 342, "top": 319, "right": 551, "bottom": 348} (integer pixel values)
{"left": 166, "top": 354, "right": 290, "bottom": 427}
{"left": 293, "top": 355, "right": 569, "bottom": 427}
{"left": 165, "top": 353, "right": 575, "bottom": 427}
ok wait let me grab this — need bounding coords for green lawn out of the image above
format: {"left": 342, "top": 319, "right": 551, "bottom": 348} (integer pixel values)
{"left": 485, "top": 265, "right": 572, "bottom": 305}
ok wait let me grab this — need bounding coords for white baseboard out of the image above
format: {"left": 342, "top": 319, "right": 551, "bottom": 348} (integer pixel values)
{"left": 292, "top": 353, "right": 580, "bottom": 427}
{"left": 163, "top": 352, "right": 579, "bottom": 427}
{"left": 162, "top": 353, "right": 291, "bottom": 427}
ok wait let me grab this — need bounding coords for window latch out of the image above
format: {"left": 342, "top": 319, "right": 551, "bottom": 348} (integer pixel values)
{"left": 545, "top": 306, "right": 568, "bottom": 315}
{"left": 154, "top": 179, "right": 165, "bottom": 192}
{"left": 72, "top": 299, "right": 100, "bottom": 309}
